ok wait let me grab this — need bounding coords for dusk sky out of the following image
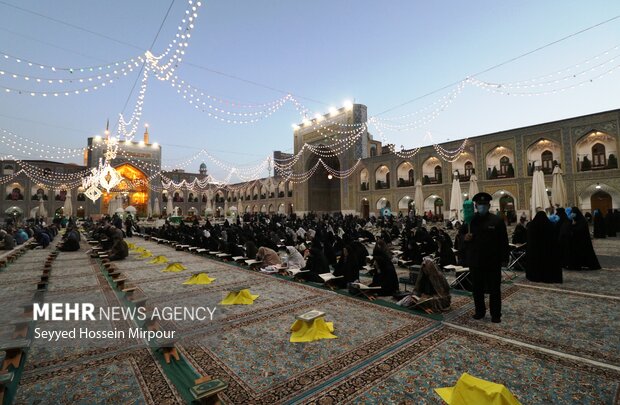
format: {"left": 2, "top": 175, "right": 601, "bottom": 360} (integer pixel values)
{"left": 1, "top": 0, "right": 619, "bottom": 179}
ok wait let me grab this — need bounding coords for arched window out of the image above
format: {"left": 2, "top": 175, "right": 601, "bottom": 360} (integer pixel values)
{"left": 464, "top": 161, "right": 473, "bottom": 177}
{"left": 434, "top": 165, "right": 442, "bottom": 182}
{"left": 592, "top": 143, "right": 606, "bottom": 167}
{"left": 500, "top": 156, "right": 510, "bottom": 175}
{"left": 408, "top": 168, "right": 414, "bottom": 183}
{"left": 541, "top": 150, "right": 553, "bottom": 173}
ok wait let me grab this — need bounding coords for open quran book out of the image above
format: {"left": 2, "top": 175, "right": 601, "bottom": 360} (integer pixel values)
{"left": 351, "top": 282, "right": 381, "bottom": 290}
{"left": 319, "top": 273, "right": 343, "bottom": 282}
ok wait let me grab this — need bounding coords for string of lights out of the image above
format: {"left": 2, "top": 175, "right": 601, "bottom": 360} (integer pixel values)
{"left": 480, "top": 43, "right": 620, "bottom": 87}
{"left": 0, "top": 51, "right": 144, "bottom": 74}
{"left": 467, "top": 63, "right": 620, "bottom": 96}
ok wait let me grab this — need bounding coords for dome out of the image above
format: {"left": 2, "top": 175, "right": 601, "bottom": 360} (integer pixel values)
{"left": 200, "top": 163, "right": 207, "bottom": 169}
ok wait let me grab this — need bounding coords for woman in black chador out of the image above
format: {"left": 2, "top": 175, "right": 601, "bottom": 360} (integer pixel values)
{"left": 567, "top": 207, "right": 601, "bottom": 270}
{"left": 555, "top": 208, "right": 571, "bottom": 270}
{"left": 605, "top": 209, "right": 617, "bottom": 237}
{"left": 592, "top": 209, "right": 606, "bottom": 238}
{"left": 526, "top": 211, "right": 562, "bottom": 283}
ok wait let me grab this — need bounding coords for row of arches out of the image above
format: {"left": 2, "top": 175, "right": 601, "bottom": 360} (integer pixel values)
{"left": 358, "top": 131, "right": 618, "bottom": 191}
{"left": 160, "top": 182, "right": 293, "bottom": 203}
{"left": 359, "top": 184, "right": 620, "bottom": 219}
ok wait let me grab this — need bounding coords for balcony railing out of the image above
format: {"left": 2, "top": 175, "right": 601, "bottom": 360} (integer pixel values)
{"left": 397, "top": 179, "right": 414, "bottom": 187}
{"left": 376, "top": 181, "right": 390, "bottom": 190}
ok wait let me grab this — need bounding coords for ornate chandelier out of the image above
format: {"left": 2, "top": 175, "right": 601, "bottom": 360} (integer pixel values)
{"left": 82, "top": 138, "right": 122, "bottom": 202}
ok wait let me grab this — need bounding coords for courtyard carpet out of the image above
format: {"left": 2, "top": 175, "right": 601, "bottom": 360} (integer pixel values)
{"left": 3, "top": 237, "right": 619, "bottom": 404}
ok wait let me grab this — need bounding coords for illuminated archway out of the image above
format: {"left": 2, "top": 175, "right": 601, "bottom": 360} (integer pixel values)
{"left": 103, "top": 163, "right": 149, "bottom": 216}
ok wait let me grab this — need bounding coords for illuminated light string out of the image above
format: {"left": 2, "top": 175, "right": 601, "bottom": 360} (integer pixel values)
{"left": 0, "top": 128, "right": 89, "bottom": 155}
{"left": 0, "top": 51, "right": 145, "bottom": 74}
{"left": 0, "top": 169, "right": 28, "bottom": 184}
{"left": 117, "top": 65, "right": 150, "bottom": 139}
{"left": 2, "top": 78, "right": 116, "bottom": 97}
{"left": 176, "top": 87, "right": 292, "bottom": 124}
{"left": 433, "top": 139, "right": 469, "bottom": 162}
{"left": 5, "top": 23, "right": 620, "bottom": 180}
{"left": 0, "top": 59, "right": 143, "bottom": 97}
{"left": 114, "top": 146, "right": 271, "bottom": 179}
{"left": 470, "top": 53, "right": 620, "bottom": 90}
{"left": 369, "top": 82, "right": 465, "bottom": 131}
{"left": 151, "top": 1, "right": 203, "bottom": 81}
{"left": 467, "top": 63, "right": 620, "bottom": 96}
{"left": 0, "top": 62, "right": 140, "bottom": 85}
{"left": 368, "top": 123, "right": 423, "bottom": 159}
{"left": 177, "top": 87, "right": 290, "bottom": 121}
{"left": 372, "top": 82, "right": 466, "bottom": 122}
{"left": 274, "top": 123, "right": 368, "bottom": 170}
{"left": 169, "top": 75, "right": 290, "bottom": 109}
{"left": 7, "top": 157, "right": 92, "bottom": 180}
{"left": 277, "top": 158, "right": 362, "bottom": 183}
{"left": 481, "top": 43, "right": 620, "bottom": 87}
{"left": 117, "top": 0, "right": 203, "bottom": 138}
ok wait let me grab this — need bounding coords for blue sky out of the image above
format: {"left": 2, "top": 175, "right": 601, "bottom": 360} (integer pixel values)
{"left": 0, "top": 0, "right": 619, "bottom": 179}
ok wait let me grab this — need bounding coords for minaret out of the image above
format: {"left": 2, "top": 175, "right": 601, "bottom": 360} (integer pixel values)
{"left": 105, "top": 119, "right": 110, "bottom": 140}
{"left": 143, "top": 124, "right": 149, "bottom": 144}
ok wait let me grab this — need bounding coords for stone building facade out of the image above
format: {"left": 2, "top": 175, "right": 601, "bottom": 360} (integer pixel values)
{"left": 1, "top": 106, "right": 618, "bottom": 220}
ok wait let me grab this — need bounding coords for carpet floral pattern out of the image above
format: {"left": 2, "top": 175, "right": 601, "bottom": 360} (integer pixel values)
{"left": 14, "top": 349, "right": 183, "bottom": 405}
{"left": 303, "top": 328, "right": 620, "bottom": 405}
{"left": 453, "top": 286, "right": 620, "bottom": 365}
{"left": 179, "top": 295, "right": 433, "bottom": 404}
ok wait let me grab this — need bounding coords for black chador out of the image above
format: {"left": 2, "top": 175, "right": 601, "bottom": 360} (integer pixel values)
{"left": 526, "top": 212, "right": 562, "bottom": 283}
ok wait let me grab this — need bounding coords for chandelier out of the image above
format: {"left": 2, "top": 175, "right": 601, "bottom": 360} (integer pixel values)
{"left": 82, "top": 138, "right": 122, "bottom": 202}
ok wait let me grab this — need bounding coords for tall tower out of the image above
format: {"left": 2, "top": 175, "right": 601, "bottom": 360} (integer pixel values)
{"left": 143, "top": 125, "right": 149, "bottom": 144}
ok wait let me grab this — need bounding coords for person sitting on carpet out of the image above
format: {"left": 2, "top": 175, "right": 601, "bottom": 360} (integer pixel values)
{"left": 285, "top": 246, "right": 305, "bottom": 269}
{"left": 0, "top": 229, "right": 15, "bottom": 250}
{"left": 296, "top": 246, "right": 330, "bottom": 283}
{"left": 332, "top": 245, "right": 361, "bottom": 289}
{"left": 245, "top": 240, "right": 258, "bottom": 260}
{"left": 58, "top": 226, "right": 81, "bottom": 252}
{"left": 256, "top": 246, "right": 281, "bottom": 267}
{"left": 367, "top": 248, "right": 399, "bottom": 296}
{"left": 397, "top": 257, "right": 451, "bottom": 312}
{"left": 108, "top": 227, "right": 128, "bottom": 261}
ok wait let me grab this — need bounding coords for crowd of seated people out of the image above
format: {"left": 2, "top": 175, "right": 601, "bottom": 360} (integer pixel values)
{"left": 85, "top": 217, "right": 129, "bottom": 261}
{"left": 0, "top": 218, "right": 59, "bottom": 250}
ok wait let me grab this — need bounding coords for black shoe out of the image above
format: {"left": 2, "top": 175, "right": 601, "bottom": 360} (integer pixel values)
{"left": 491, "top": 317, "right": 501, "bottom": 323}
{"left": 472, "top": 313, "right": 485, "bottom": 320}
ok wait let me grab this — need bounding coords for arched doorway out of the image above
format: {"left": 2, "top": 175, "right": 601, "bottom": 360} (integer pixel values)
{"left": 591, "top": 191, "right": 612, "bottom": 213}
{"left": 103, "top": 164, "right": 149, "bottom": 216}
{"left": 361, "top": 199, "right": 370, "bottom": 219}
{"left": 434, "top": 198, "right": 443, "bottom": 216}
{"left": 499, "top": 195, "right": 515, "bottom": 220}
{"left": 306, "top": 153, "right": 341, "bottom": 212}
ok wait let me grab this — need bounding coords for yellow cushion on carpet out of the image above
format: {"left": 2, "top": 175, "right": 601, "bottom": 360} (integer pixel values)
{"left": 133, "top": 246, "right": 146, "bottom": 253}
{"left": 148, "top": 255, "right": 169, "bottom": 264}
{"left": 290, "top": 317, "right": 337, "bottom": 343}
{"left": 139, "top": 251, "right": 153, "bottom": 259}
{"left": 163, "top": 262, "right": 187, "bottom": 272}
{"left": 220, "top": 289, "right": 259, "bottom": 305}
{"left": 435, "top": 373, "right": 521, "bottom": 405}
{"left": 182, "top": 273, "right": 215, "bottom": 284}
{"left": 127, "top": 242, "right": 136, "bottom": 250}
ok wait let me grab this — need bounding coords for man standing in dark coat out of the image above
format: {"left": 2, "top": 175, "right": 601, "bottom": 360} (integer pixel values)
{"left": 465, "top": 192, "right": 509, "bottom": 323}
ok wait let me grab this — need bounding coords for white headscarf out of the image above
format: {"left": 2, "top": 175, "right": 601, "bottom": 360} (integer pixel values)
{"left": 286, "top": 246, "right": 306, "bottom": 269}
